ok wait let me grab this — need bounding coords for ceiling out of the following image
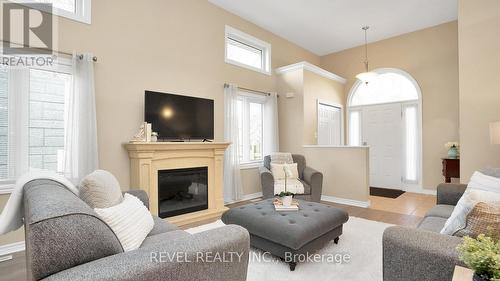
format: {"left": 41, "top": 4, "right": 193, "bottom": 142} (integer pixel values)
{"left": 208, "top": 0, "right": 458, "bottom": 56}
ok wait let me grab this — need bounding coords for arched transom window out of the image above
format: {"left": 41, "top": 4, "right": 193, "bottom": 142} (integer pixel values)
{"left": 349, "top": 72, "right": 419, "bottom": 107}
{"left": 348, "top": 68, "right": 422, "bottom": 186}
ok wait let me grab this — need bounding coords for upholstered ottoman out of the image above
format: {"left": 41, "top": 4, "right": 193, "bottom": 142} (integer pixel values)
{"left": 221, "top": 198, "right": 349, "bottom": 271}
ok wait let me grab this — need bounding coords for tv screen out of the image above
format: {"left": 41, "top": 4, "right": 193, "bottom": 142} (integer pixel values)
{"left": 145, "top": 91, "right": 214, "bottom": 141}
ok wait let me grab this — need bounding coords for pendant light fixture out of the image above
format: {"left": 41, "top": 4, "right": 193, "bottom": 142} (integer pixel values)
{"left": 355, "top": 26, "right": 378, "bottom": 84}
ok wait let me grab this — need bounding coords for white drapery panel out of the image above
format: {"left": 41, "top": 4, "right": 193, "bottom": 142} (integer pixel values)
{"left": 223, "top": 84, "right": 243, "bottom": 202}
{"left": 263, "top": 92, "right": 279, "bottom": 156}
{"left": 64, "top": 53, "right": 98, "bottom": 184}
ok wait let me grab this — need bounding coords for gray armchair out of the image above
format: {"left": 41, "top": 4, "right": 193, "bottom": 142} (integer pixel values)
{"left": 23, "top": 179, "right": 250, "bottom": 281}
{"left": 382, "top": 183, "right": 468, "bottom": 281}
{"left": 259, "top": 154, "right": 323, "bottom": 202}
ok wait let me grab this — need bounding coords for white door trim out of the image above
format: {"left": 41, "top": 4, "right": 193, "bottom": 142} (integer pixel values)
{"left": 346, "top": 68, "right": 423, "bottom": 189}
{"left": 317, "top": 99, "right": 344, "bottom": 145}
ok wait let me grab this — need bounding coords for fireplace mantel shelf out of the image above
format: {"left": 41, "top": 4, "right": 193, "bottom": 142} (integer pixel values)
{"left": 124, "top": 141, "right": 231, "bottom": 151}
{"left": 124, "top": 141, "right": 230, "bottom": 226}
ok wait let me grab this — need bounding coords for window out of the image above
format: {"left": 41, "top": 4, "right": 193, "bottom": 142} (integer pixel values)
{"left": 33, "top": 0, "right": 75, "bottom": 12}
{"left": 350, "top": 72, "right": 419, "bottom": 106}
{"left": 29, "top": 68, "right": 71, "bottom": 171}
{"left": 225, "top": 26, "right": 271, "bottom": 75}
{"left": 0, "top": 69, "right": 9, "bottom": 179}
{"left": 236, "top": 93, "right": 265, "bottom": 165}
{"left": 403, "top": 104, "right": 419, "bottom": 182}
{"left": 12, "top": 0, "right": 91, "bottom": 24}
{"left": 0, "top": 58, "right": 72, "bottom": 183}
{"left": 348, "top": 110, "right": 361, "bottom": 146}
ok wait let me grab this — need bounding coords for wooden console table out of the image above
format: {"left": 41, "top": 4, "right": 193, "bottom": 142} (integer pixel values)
{"left": 442, "top": 158, "right": 460, "bottom": 183}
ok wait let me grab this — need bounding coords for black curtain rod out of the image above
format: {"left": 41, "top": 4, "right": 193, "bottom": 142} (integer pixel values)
{"left": 224, "top": 83, "right": 272, "bottom": 96}
{"left": 1, "top": 40, "right": 98, "bottom": 62}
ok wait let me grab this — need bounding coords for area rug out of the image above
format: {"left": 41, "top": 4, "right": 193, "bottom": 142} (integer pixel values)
{"left": 186, "top": 216, "right": 393, "bottom": 281}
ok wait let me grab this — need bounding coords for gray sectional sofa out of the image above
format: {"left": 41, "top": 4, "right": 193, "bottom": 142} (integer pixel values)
{"left": 23, "top": 179, "right": 250, "bottom": 281}
{"left": 260, "top": 154, "right": 323, "bottom": 202}
{"left": 382, "top": 183, "right": 468, "bottom": 281}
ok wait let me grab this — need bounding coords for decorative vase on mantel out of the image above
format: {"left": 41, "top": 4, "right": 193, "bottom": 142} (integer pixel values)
{"left": 448, "top": 145, "right": 459, "bottom": 159}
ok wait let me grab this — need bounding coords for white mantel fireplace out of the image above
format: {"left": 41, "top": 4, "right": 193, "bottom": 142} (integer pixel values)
{"left": 124, "top": 142, "right": 230, "bottom": 226}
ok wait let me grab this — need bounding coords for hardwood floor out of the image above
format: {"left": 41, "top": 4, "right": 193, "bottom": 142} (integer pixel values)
{"left": 0, "top": 193, "right": 434, "bottom": 281}
{"left": 369, "top": 192, "right": 437, "bottom": 217}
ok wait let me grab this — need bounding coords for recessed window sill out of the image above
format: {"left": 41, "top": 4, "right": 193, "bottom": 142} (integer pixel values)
{"left": 240, "top": 161, "right": 263, "bottom": 170}
{"left": 0, "top": 183, "right": 15, "bottom": 195}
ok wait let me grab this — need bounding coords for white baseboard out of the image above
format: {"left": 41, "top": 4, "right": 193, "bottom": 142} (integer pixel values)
{"left": 321, "top": 195, "right": 371, "bottom": 208}
{"left": 0, "top": 241, "right": 25, "bottom": 256}
{"left": 0, "top": 255, "right": 13, "bottom": 262}
{"left": 404, "top": 186, "right": 437, "bottom": 195}
{"left": 225, "top": 192, "right": 263, "bottom": 205}
{"left": 242, "top": 192, "right": 263, "bottom": 201}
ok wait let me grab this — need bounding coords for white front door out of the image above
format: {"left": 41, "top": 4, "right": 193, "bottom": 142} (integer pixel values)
{"left": 362, "top": 103, "right": 402, "bottom": 189}
{"left": 317, "top": 102, "right": 342, "bottom": 145}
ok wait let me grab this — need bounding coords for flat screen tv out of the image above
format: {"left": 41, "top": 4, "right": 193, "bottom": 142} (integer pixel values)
{"left": 145, "top": 91, "right": 214, "bottom": 141}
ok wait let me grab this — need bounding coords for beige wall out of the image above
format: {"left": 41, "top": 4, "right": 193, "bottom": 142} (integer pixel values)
{"left": 303, "top": 146, "right": 370, "bottom": 202}
{"left": 56, "top": 0, "right": 320, "bottom": 189}
{"left": 277, "top": 68, "right": 345, "bottom": 152}
{"left": 320, "top": 21, "right": 459, "bottom": 190}
{"left": 275, "top": 67, "right": 371, "bottom": 203}
{"left": 0, "top": 0, "right": 321, "bottom": 247}
{"left": 458, "top": 0, "right": 500, "bottom": 181}
{"left": 276, "top": 67, "right": 368, "bottom": 203}
{"left": 277, "top": 69, "right": 305, "bottom": 153}
{"left": 303, "top": 70, "right": 345, "bottom": 145}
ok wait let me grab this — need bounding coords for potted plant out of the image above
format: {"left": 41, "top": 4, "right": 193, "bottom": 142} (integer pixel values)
{"left": 280, "top": 165, "right": 295, "bottom": 206}
{"left": 457, "top": 234, "right": 500, "bottom": 281}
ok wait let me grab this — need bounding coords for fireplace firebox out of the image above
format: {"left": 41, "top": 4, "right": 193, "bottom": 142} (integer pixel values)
{"left": 158, "top": 167, "right": 208, "bottom": 218}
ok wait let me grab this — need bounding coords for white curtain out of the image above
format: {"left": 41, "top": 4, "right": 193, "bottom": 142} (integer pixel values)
{"left": 223, "top": 84, "right": 243, "bottom": 202}
{"left": 264, "top": 92, "right": 279, "bottom": 155}
{"left": 64, "top": 53, "right": 98, "bottom": 184}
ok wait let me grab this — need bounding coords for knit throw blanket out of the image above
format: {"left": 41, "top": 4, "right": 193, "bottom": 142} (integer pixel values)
{"left": 0, "top": 170, "right": 79, "bottom": 235}
{"left": 270, "top": 152, "right": 293, "bottom": 164}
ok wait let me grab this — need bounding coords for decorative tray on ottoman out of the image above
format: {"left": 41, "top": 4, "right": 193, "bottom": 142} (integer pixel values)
{"left": 273, "top": 198, "right": 299, "bottom": 211}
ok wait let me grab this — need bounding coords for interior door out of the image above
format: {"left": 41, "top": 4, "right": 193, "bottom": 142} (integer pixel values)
{"left": 317, "top": 102, "right": 342, "bottom": 145}
{"left": 362, "top": 103, "right": 402, "bottom": 189}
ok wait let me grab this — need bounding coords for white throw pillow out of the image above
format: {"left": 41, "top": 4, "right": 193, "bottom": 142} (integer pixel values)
{"left": 94, "top": 193, "right": 154, "bottom": 252}
{"left": 270, "top": 163, "right": 299, "bottom": 180}
{"left": 79, "top": 170, "right": 123, "bottom": 209}
{"left": 467, "top": 171, "right": 500, "bottom": 193}
{"left": 440, "top": 189, "right": 500, "bottom": 235}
